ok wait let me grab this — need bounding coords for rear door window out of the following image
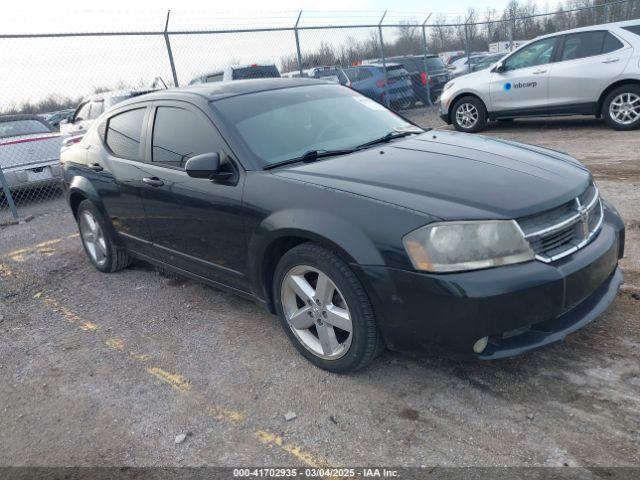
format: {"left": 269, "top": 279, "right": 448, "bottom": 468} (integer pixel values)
{"left": 151, "top": 106, "right": 219, "bottom": 168}
{"left": 105, "top": 108, "right": 146, "bottom": 160}
{"left": 560, "top": 31, "right": 606, "bottom": 61}
{"left": 75, "top": 103, "right": 91, "bottom": 122}
{"left": 89, "top": 101, "right": 104, "bottom": 120}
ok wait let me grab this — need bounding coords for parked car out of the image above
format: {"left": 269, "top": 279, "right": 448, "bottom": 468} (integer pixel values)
{"left": 61, "top": 79, "right": 624, "bottom": 372}
{"left": 470, "top": 53, "right": 506, "bottom": 72}
{"left": 0, "top": 114, "right": 64, "bottom": 189}
{"left": 439, "top": 50, "right": 466, "bottom": 65}
{"left": 440, "top": 21, "right": 640, "bottom": 132}
{"left": 343, "top": 63, "right": 414, "bottom": 108}
{"left": 368, "top": 55, "right": 450, "bottom": 104}
{"left": 189, "top": 64, "right": 281, "bottom": 84}
{"left": 307, "top": 66, "right": 351, "bottom": 86}
{"left": 61, "top": 89, "right": 157, "bottom": 138}
{"left": 447, "top": 54, "right": 490, "bottom": 77}
{"left": 45, "top": 109, "right": 75, "bottom": 129}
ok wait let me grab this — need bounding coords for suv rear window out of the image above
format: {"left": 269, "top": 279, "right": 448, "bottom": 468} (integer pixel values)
{"left": 232, "top": 65, "right": 280, "bottom": 80}
{"left": 0, "top": 119, "right": 51, "bottom": 139}
{"left": 622, "top": 25, "right": 640, "bottom": 36}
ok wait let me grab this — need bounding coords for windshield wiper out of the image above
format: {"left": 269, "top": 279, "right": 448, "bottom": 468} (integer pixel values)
{"left": 354, "top": 130, "right": 419, "bottom": 150}
{"left": 264, "top": 148, "right": 355, "bottom": 170}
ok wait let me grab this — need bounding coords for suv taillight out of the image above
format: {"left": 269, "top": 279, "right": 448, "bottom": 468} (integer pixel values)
{"left": 421, "top": 72, "right": 427, "bottom": 86}
{"left": 376, "top": 79, "right": 386, "bottom": 88}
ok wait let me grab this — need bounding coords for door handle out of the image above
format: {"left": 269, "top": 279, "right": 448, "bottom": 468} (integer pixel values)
{"left": 602, "top": 57, "right": 619, "bottom": 63}
{"left": 88, "top": 163, "right": 103, "bottom": 172}
{"left": 142, "top": 177, "right": 164, "bottom": 187}
{"left": 532, "top": 69, "right": 547, "bottom": 75}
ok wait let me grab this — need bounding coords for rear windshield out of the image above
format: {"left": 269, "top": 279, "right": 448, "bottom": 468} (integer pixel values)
{"left": 622, "top": 25, "right": 640, "bottom": 36}
{"left": 0, "top": 119, "right": 51, "bottom": 139}
{"left": 425, "top": 57, "right": 446, "bottom": 70}
{"left": 314, "top": 69, "right": 348, "bottom": 83}
{"left": 232, "top": 65, "right": 280, "bottom": 80}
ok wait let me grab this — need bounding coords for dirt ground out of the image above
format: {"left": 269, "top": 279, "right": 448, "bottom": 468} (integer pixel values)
{"left": 1, "top": 109, "right": 639, "bottom": 472}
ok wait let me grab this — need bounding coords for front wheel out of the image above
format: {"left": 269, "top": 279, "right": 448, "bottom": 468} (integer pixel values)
{"left": 451, "top": 96, "right": 487, "bottom": 133}
{"left": 273, "top": 243, "right": 383, "bottom": 373}
{"left": 77, "top": 199, "right": 130, "bottom": 273}
{"left": 602, "top": 85, "right": 640, "bottom": 131}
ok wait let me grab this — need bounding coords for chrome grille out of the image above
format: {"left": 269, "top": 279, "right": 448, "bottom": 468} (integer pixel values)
{"left": 517, "top": 185, "right": 603, "bottom": 263}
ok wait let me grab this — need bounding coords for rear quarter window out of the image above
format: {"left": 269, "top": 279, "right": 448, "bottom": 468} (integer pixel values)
{"left": 622, "top": 25, "right": 640, "bottom": 36}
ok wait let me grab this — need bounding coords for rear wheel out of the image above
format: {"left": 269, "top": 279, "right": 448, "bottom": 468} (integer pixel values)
{"left": 77, "top": 200, "right": 130, "bottom": 273}
{"left": 451, "top": 96, "right": 487, "bottom": 133}
{"left": 602, "top": 85, "right": 640, "bottom": 131}
{"left": 273, "top": 243, "right": 383, "bottom": 373}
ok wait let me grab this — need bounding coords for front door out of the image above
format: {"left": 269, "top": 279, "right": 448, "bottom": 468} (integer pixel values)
{"left": 490, "top": 36, "right": 559, "bottom": 114}
{"left": 138, "top": 102, "right": 249, "bottom": 291}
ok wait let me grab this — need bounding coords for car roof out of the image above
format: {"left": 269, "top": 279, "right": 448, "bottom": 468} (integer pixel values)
{"left": 113, "top": 78, "right": 333, "bottom": 108}
{"left": 531, "top": 19, "right": 640, "bottom": 42}
{"left": 0, "top": 114, "right": 48, "bottom": 123}
{"left": 85, "top": 89, "right": 158, "bottom": 102}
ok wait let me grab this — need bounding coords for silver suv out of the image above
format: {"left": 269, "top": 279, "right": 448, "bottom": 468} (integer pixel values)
{"left": 440, "top": 21, "right": 640, "bottom": 132}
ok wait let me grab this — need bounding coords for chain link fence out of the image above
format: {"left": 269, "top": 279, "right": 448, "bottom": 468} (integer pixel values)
{"left": 1, "top": 1, "right": 639, "bottom": 224}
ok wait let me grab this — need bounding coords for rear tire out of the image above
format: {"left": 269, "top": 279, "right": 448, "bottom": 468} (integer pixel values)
{"left": 451, "top": 96, "right": 487, "bottom": 133}
{"left": 602, "top": 84, "right": 640, "bottom": 131}
{"left": 273, "top": 243, "right": 384, "bottom": 373}
{"left": 77, "top": 199, "right": 130, "bottom": 273}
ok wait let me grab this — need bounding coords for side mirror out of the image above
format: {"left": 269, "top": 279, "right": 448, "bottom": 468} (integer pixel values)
{"left": 493, "top": 62, "right": 505, "bottom": 73}
{"left": 185, "top": 152, "right": 233, "bottom": 182}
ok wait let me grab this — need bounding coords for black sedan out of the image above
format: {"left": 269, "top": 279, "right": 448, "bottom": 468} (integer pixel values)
{"left": 60, "top": 79, "right": 625, "bottom": 372}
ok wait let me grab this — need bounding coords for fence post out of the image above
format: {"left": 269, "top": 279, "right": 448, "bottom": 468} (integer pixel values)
{"left": 509, "top": 10, "right": 515, "bottom": 51}
{"left": 164, "top": 10, "right": 179, "bottom": 87}
{"left": 294, "top": 11, "right": 304, "bottom": 76}
{"left": 464, "top": 16, "right": 471, "bottom": 74}
{"left": 421, "top": 13, "right": 433, "bottom": 107}
{"left": 0, "top": 167, "right": 19, "bottom": 220}
{"left": 377, "top": 11, "right": 390, "bottom": 108}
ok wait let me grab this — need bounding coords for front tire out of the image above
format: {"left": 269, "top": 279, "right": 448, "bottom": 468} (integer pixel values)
{"left": 602, "top": 85, "right": 640, "bottom": 131}
{"left": 77, "top": 199, "right": 130, "bottom": 273}
{"left": 451, "top": 96, "right": 487, "bottom": 133}
{"left": 273, "top": 243, "right": 383, "bottom": 373}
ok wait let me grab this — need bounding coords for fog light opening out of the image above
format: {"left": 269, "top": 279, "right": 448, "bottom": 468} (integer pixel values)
{"left": 473, "top": 336, "right": 489, "bottom": 354}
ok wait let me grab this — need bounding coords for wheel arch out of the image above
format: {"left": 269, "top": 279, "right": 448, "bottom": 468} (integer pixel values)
{"left": 446, "top": 91, "right": 488, "bottom": 123}
{"left": 248, "top": 209, "right": 384, "bottom": 314}
{"left": 597, "top": 79, "right": 640, "bottom": 115}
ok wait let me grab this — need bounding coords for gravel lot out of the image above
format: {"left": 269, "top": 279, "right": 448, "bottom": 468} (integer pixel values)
{"left": 1, "top": 109, "right": 639, "bottom": 471}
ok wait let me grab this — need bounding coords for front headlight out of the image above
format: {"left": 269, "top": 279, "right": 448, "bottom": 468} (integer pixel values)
{"left": 403, "top": 220, "right": 534, "bottom": 273}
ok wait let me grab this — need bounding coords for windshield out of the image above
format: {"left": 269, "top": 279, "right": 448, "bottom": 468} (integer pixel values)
{"left": 0, "top": 119, "right": 51, "bottom": 139}
{"left": 211, "top": 85, "right": 421, "bottom": 166}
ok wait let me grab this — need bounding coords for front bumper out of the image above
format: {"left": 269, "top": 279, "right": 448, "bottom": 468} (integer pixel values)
{"left": 354, "top": 209, "right": 625, "bottom": 359}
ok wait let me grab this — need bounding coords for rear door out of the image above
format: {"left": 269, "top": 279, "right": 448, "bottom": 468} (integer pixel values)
{"left": 137, "top": 101, "right": 249, "bottom": 290}
{"left": 489, "top": 36, "right": 558, "bottom": 114}
{"left": 547, "top": 31, "right": 631, "bottom": 111}
{"left": 94, "top": 106, "right": 154, "bottom": 250}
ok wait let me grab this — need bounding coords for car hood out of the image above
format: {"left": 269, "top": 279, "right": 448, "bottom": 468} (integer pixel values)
{"left": 272, "top": 131, "right": 591, "bottom": 220}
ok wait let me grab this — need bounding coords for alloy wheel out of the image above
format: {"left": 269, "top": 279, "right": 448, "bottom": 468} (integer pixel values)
{"left": 455, "top": 103, "right": 479, "bottom": 129}
{"left": 609, "top": 93, "right": 640, "bottom": 126}
{"left": 280, "top": 265, "right": 353, "bottom": 360}
{"left": 79, "top": 210, "right": 108, "bottom": 267}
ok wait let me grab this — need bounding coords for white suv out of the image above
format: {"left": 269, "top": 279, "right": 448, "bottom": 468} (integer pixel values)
{"left": 440, "top": 21, "right": 640, "bottom": 132}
